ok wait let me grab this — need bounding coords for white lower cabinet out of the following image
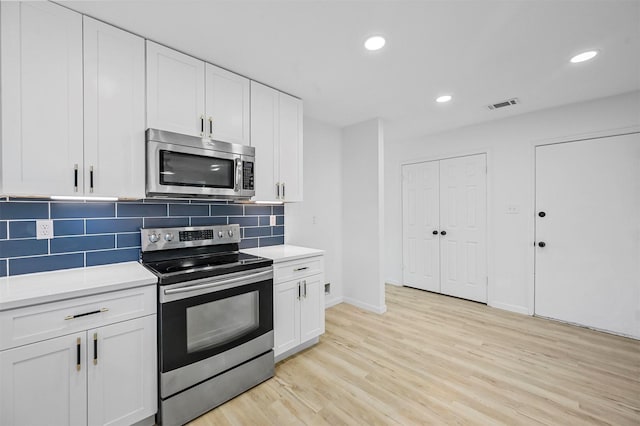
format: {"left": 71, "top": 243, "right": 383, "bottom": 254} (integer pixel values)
{"left": 0, "top": 287, "right": 157, "bottom": 426}
{"left": 273, "top": 255, "right": 325, "bottom": 359}
{"left": 0, "top": 333, "right": 87, "bottom": 426}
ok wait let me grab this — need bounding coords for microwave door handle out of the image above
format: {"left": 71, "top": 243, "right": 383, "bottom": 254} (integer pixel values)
{"left": 234, "top": 158, "right": 241, "bottom": 192}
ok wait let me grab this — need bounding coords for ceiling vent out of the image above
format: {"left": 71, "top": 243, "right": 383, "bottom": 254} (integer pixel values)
{"left": 487, "top": 98, "right": 519, "bottom": 110}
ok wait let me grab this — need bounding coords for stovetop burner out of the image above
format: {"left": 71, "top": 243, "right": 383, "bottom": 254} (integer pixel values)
{"left": 140, "top": 225, "right": 272, "bottom": 285}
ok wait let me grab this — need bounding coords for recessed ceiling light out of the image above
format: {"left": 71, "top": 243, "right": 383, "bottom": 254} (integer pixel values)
{"left": 570, "top": 50, "right": 598, "bottom": 63}
{"left": 436, "top": 95, "right": 452, "bottom": 103}
{"left": 364, "top": 36, "right": 386, "bottom": 51}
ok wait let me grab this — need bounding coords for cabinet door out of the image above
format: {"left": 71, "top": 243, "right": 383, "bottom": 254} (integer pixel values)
{"left": 278, "top": 93, "right": 304, "bottom": 202}
{"left": 87, "top": 315, "right": 157, "bottom": 426}
{"left": 250, "top": 81, "right": 279, "bottom": 202}
{"left": 83, "top": 17, "right": 145, "bottom": 198}
{"left": 274, "top": 280, "right": 301, "bottom": 356}
{"left": 205, "top": 64, "right": 250, "bottom": 145}
{"left": 146, "top": 41, "right": 205, "bottom": 137}
{"left": 299, "top": 274, "right": 325, "bottom": 342}
{"left": 0, "top": 333, "right": 87, "bottom": 426}
{"left": 1, "top": 1, "right": 83, "bottom": 196}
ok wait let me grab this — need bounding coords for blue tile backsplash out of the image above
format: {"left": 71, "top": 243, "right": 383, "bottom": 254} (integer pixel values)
{"left": 0, "top": 199, "right": 284, "bottom": 277}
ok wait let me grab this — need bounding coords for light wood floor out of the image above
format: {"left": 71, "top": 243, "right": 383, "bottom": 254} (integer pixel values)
{"left": 190, "top": 285, "right": 640, "bottom": 425}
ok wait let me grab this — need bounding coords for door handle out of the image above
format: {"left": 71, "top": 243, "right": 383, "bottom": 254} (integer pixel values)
{"left": 200, "top": 115, "right": 205, "bottom": 137}
{"left": 297, "top": 282, "right": 301, "bottom": 300}
{"left": 432, "top": 230, "right": 438, "bottom": 235}
{"left": 303, "top": 280, "right": 307, "bottom": 298}
{"left": 208, "top": 117, "right": 213, "bottom": 138}
{"left": 282, "top": 183, "right": 285, "bottom": 199}
{"left": 276, "top": 183, "right": 280, "bottom": 199}
{"left": 538, "top": 211, "right": 546, "bottom": 217}
{"left": 440, "top": 230, "right": 447, "bottom": 236}
{"left": 538, "top": 241, "right": 546, "bottom": 248}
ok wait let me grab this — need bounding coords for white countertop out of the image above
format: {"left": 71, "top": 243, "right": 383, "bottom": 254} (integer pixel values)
{"left": 241, "top": 244, "right": 324, "bottom": 263}
{"left": 0, "top": 262, "right": 158, "bottom": 311}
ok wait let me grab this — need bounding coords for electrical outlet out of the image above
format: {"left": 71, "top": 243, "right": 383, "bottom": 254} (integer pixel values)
{"left": 269, "top": 215, "right": 276, "bottom": 226}
{"left": 36, "top": 220, "right": 54, "bottom": 240}
{"left": 324, "top": 283, "right": 331, "bottom": 295}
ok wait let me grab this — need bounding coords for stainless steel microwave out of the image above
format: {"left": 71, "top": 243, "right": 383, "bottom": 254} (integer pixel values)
{"left": 146, "top": 129, "right": 255, "bottom": 199}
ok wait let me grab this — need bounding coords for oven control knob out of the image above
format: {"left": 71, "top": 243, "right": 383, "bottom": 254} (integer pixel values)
{"left": 164, "top": 233, "right": 174, "bottom": 242}
{"left": 228, "top": 230, "right": 234, "bottom": 237}
{"left": 218, "top": 231, "right": 224, "bottom": 239}
{"left": 148, "top": 233, "right": 159, "bottom": 243}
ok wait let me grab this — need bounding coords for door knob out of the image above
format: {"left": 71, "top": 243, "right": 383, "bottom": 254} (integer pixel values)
{"left": 538, "top": 241, "right": 546, "bottom": 248}
{"left": 538, "top": 211, "right": 546, "bottom": 217}
{"left": 432, "top": 230, "right": 438, "bottom": 235}
{"left": 440, "top": 231, "right": 447, "bottom": 236}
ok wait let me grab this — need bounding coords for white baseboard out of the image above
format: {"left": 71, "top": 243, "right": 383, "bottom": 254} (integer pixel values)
{"left": 343, "top": 297, "right": 387, "bottom": 314}
{"left": 489, "top": 300, "right": 529, "bottom": 315}
{"left": 385, "top": 280, "right": 403, "bottom": 287}
{"left": 324, "top": 296, "right": 344, "bottom": 309}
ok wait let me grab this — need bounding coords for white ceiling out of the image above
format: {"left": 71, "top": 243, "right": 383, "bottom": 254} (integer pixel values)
{"left": 61, "top": 0, "right": 640, "bottom": 142}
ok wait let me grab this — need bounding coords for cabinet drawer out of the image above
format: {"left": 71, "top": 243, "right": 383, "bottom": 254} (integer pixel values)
{"left": 0, "top": 285, "right": 156, "bottom": 350}
{"left": 274, "top": 256, "right": 324, "bottom": 284}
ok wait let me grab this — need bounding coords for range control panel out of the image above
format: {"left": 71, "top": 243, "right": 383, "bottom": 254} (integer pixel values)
{"left": 141, "top": 224, "right": 241, "bottom": 252}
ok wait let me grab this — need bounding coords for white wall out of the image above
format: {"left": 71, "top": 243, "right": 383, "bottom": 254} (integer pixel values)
{"left": 285, "top": 117, "right": 344, "bottom": 307}
{"left": 342, "top": 118, "right": 386, "bottom": 313}
{"left": 385, "top": 91, "right": 640, "bottom": 314}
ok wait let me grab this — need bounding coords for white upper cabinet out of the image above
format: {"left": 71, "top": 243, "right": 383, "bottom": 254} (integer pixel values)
{"left": 205, "top": 64, "right": 250, "bottom": 145}
{"left": 147, "top": 42, "right": 250, "bottom": 145}
{"left": 250, "top": 82, "right": 279, "bottom": 202}
{"left": 84, "top": 17, "right": 145, "bottom": 199}
{"left": 0, "top": 3, "right": 145, "bottom": 198}
{"left": 278, "top": 92, "right": 304, "bottom": 202}
{"left": 146, "top": 41, "right": 205, "bottom": 137}
{"left": 1, "top": 1, "right": 83, "bottom": 196}
{"left": 250, "top": 81, "right": 303, "bottom": 202}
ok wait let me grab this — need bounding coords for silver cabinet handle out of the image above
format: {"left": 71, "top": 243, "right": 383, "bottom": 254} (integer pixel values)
{"left": 164, "top": 270, "right": 272, "bottom": 295}
{"left": 65, "top": 307, "right": 109, "bottom": 320}
{"left": 294, "top": 266, "right": 309, "bottom": 272}
{"left": 74, "top": 164, "right": 79, "bottom": 192}
{"left": 208, "top": 117, "right": 213, "bottom": 138}
{"left": 303, "top": 280, "right": 307, "bottom": 298}
{"left": 276, "top": 183, "right": 280, "bottom": 199}
{"left": 297, "top": 282, "right": 301, "bottom": 300}
{"left": 200, "top": 115, "right": 205, "bottom": 137}
{"left": 282, "top": 182, "right": 285, "bottom": 199}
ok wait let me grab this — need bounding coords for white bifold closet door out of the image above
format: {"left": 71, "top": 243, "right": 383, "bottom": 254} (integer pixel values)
{"left": 402, "top": 154, "right": 487, "bottom": 303}
{"left": 535, "top": 133, "right": 640, "bottom": 338}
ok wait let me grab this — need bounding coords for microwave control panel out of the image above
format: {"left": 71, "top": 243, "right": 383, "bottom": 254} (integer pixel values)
{"left": 243, "top": 161, "right": 254, "bottom": 190}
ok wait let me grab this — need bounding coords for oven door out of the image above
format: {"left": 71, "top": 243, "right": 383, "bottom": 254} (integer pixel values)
{"left": 159, "top": 268, "right": 273, "bottom": 375}
{"left": 146, "top": 139, "right": 254, "bottom": 199}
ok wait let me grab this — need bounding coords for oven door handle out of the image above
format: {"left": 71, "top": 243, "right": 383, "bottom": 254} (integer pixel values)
{"left": 163, "top": 270, "right": 272, "bottom": 295}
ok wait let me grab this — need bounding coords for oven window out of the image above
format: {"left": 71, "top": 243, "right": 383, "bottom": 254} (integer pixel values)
{"left": 186, "top": 291, "right": 259, "bottom": 353}
{"left": 160, "top": 150, "right": 234, "bottom": 188}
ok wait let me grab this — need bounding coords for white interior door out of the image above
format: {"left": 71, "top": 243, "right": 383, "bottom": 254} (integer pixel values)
{"left": 402, "top": 161, "right": 440, "bottom": 292}
{"left": 535, "top": 133, "right": 640, "bottom": 338}
{"left": 440, "top": 154, "right": 487, "bottom": 303}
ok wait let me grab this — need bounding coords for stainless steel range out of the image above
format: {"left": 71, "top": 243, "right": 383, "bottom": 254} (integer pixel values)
{"left": 140, "top": 224, "right": 274, "bottom": 426}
